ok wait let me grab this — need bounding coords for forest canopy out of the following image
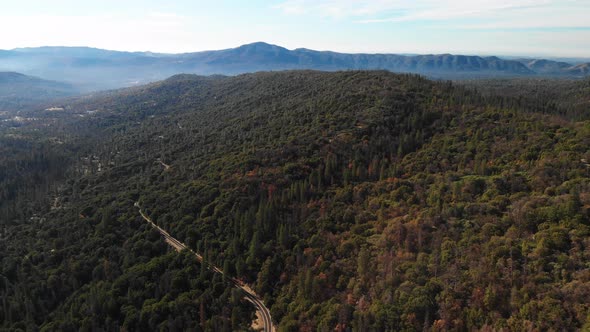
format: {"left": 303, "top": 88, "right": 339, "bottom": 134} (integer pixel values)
{"left": 1, "top": 71, "right": 589, "bottom": 331}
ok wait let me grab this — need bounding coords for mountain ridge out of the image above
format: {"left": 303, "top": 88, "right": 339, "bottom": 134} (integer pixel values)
{"left": 0, "top": 42, "right": 588, "bottom": 91}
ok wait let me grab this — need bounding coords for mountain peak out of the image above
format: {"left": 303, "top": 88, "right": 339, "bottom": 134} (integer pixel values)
{"left": 239, "top": 41, "right": 278, "bottom": 47}
{"left": 235, "top": 42, "right": 288, "bottom": 51}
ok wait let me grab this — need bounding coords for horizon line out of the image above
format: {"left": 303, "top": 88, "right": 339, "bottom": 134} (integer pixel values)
{"left": 2, "top": 41, "right": 590, "bottom": 60}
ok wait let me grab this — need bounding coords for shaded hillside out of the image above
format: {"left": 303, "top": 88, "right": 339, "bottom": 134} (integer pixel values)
{"left": 567, "top": 63, "right": 590, "bottom": 76}
{"left": 514, "top": 59, "right": 590, "bottom": 77}
{"left": 1, "top": 71, "right": 589, "bottom": 331}
{"left": 2, "top": 42, "right": 589, "bottom": 91}
{"left": 520, "top": 59, "right": 572, "bottom": 75}
{"left": 459, "top": 77, "right": 590, "bottom": 120}
{"left": 0, "top": 72, "right": 79, "bottom": 110}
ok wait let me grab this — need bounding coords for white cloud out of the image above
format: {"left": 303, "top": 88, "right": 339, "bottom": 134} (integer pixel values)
{"left": 275, "top": 0, "right": 590, "bottom": 29}
{"left": 274, "top": 0, "right": 411, "bottom": 18}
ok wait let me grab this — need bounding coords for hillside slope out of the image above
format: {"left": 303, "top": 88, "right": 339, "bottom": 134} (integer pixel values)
{"left": 1, "top": 71, "right": 589, "bottom": 331}
{"left": 458, "top": 77, "right": 590, "bottom": 121}
{"left": 0, "top": 72, "right": 78, "bottom": 110}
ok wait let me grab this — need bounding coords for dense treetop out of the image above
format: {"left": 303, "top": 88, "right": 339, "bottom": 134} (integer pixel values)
{"left": 1, "top": 71, "right": 589, "bottom": 331}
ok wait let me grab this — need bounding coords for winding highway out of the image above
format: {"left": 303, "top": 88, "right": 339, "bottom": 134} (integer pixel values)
{"left": 134, "top": 202, "right": 275, "bottom": 332}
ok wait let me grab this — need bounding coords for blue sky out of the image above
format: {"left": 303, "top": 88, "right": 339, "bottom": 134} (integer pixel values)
{"left": 1, "top": 0, "right": 589, "bottom": 57}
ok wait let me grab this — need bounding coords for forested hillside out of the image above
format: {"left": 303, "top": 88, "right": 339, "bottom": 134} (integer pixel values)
{"left": 459, "top": 78, "right": 590, "bottom": 121}
{"left": 0, "top": 72, "right": 78, "bottom": 110}
{"left": 1, "top": 71, "right": 589, "bottom": 331}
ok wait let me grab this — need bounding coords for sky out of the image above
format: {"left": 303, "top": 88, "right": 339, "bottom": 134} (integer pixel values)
{"left": 1, "top": 0, "right": 589, "bottom": 57}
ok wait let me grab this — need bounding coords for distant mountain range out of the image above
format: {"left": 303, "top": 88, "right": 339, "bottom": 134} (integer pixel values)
{"left": 518, "top": 59, "right": 590, "bottom": 76}
{"left": 0, "top": 72, "right": 78, "bottom": 110}
{"left": 0, "top": 42, "right": 588, "bottom": 91}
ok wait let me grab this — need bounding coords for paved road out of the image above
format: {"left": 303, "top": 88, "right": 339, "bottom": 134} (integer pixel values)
{"left": 156, "top": 159, "right": 171, "bottom": 170}
{"left": 135, "top": 202, "right": 276, "bottom": 332}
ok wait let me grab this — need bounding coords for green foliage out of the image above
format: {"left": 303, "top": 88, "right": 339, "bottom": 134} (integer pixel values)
{"left": 1, "top": 71, "right": 590, "bottom": 330}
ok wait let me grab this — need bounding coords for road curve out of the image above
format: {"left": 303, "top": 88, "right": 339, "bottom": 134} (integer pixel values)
{"left": 134, "top": 202, "right": 276, "bottom": 332}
